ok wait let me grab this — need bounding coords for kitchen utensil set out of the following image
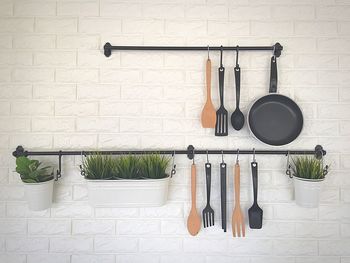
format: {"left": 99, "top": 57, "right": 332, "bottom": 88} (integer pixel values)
{"left": 203, "top": 46, "right": 245, "bottom": 136}
{"left": 202, "top": 45, "right": 303, "bottom": 146}
{"left": 187, "top": 152, "right": 263, "bottom": 237}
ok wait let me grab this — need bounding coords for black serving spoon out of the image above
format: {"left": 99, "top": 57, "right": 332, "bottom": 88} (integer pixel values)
{"left": 231, "top": 47, "right": 244, "bottom": 131}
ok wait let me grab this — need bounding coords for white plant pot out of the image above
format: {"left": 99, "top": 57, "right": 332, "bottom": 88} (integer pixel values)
{"left": 86, "top": 177, "right": 170, "bottom": 207}
{"left": 293, "top": 177, "right": 324, "bottom": 208}
{"left": 23, "top": 179, "right": 54, "bottom": 211}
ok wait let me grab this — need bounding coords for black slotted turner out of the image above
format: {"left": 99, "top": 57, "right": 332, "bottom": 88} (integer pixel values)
{"left": 215, "top": 47, "right": 228, "bottom": 136}
{"left": 248, "top": 160, "right": 263, "bottom": 229}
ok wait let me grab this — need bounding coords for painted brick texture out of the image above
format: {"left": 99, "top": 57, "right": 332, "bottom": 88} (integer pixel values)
{"left": 0, "top": 0, "right": 349, "bottom": 262}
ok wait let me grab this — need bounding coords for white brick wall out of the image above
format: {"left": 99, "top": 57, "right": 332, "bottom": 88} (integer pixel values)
{"left": 0, "top": 0, "right": 349, "bottom": 262}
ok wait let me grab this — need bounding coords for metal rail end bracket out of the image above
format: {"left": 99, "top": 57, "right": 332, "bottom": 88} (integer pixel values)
{"left": 274, "top": 42, "right": 283, "bottom": 57}
{"left": 315, "top": 145, "right": 326, "bottom": 160}
{"left": 104, "top": 42, "right": 112, "bottom": 57}
{"left": 187, "top": 145, "right": 194, "bottom": 160}
{"left": 13, "top": 145, "right": 27, "bottom": 158}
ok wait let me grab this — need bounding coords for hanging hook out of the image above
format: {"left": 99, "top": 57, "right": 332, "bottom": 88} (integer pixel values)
{"left": 272, "top": 44, "right": 276, "bottom": 61}
{"left": 55, "top": 151, "right": 62, "bottom": 181}
{"left": 171, "top": 151, "right": 176, "bottom": 177}
{"left": 192, "top": 150, "right": 195, "bottom": 165}
{"left": 236, "top": 149, "right": 239, "bottom": 164}
{"left": 235, "top": 45, "right": 239, "bottom": 67}
{"left": 207, "top": 45, "right": 210, "bottom": 60}
{"left": 286, "top": 151, "right": 292, "bottom": 178}
{"left": 253, "top": 148, "right": 256, "bottom": 162}
{"left": 206, "top": 150, "right": 209, "bottom": 163}
{"left": 321, "top": 150, "right": 329, "bottom": 176}
{"left": 220, "top": 45, "right": 223, "bottom": 67}
{"left": 221, "top": 150, "right": 224, "bottom": 163}
{"left": 79, "top": 151, "right": 86, "bottom": 177}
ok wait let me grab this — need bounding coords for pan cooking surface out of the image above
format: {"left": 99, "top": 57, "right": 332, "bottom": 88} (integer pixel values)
{"left": 248, "top": 94, "right": 303, "bottom": 146}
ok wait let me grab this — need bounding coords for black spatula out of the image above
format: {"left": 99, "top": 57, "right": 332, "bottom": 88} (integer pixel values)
{"left": 215, "top": 47, "right": 228, "bottom": 136}
{"left": 248, "top": 161, "right": 263, "bottom": 229}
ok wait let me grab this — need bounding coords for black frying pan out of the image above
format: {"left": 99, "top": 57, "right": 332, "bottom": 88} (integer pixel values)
{"left": 247, "top": 56, "right": 303, "bottom": 146}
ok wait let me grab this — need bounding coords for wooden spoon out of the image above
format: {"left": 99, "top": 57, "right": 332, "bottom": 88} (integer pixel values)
{"left": 187, "top": 163, "right": 201, "bottom": 235}
{"left": 201, "top": 58, "right": 216, "bottom": 128}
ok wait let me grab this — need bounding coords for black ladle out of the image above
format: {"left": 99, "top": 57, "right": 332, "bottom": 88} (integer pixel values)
{"left": 231, "top": 47, "right": 244, "bottom": 130}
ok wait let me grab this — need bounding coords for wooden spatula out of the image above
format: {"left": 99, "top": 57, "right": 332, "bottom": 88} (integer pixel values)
{"left": 187, "top": 163, "right": 201, "bottom": 235}
{"left": 201, "top": 58, "right": 216, "bottom": 128}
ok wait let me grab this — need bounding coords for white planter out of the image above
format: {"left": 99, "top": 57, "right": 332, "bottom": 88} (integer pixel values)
{"left": 86, "top": 177, "right": 170, "bottom": 207}
{"left": 23, "top": 179, "right": 54, "bottom": 211}
{"left": 293, "top": 177, "right": 324, "bottom": 208}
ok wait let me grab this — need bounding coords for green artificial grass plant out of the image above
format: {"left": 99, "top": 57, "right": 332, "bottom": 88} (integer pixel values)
{"left": 82, "top": 153, "right": 170, "bottom": 180}
{"left": 115, "top": 155, "right": 140, "bottom": 179}
{"left": 82, "top": 153, "right": 117, "bottom": 180}
{"left": 291, "top": 156, "right": 328, "bottom": 180}
{"left": 139, "top": 154, "right": 170, "bottom": 179}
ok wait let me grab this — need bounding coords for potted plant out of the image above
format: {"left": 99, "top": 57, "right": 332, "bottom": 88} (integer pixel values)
{"left": 290, "top": 156, "right": 329, "bottom": 208}
{"left": 82, "top": 154, "right": 171, "bottom": 207}
{"left": 15, "top": 156, "right": 54, "bottom": 211}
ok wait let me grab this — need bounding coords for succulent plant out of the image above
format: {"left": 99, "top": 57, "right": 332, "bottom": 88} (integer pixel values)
{"left": 16, "top": 156, "right": 54, "bottom": 183}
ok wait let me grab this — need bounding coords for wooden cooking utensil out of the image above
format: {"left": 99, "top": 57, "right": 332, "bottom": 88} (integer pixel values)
{"left": 232, "top": 162, "right": 245, "bottom": 237}
{"left": 201, "top": 57, "right": 216, "bottom": 128}
{"left": 187, "top": 163, "right": 201, "bottom": 236}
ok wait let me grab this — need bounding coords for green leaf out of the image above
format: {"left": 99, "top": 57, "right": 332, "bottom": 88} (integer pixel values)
{"left": 15, "top": 156, "right": 53, "bottom": 183}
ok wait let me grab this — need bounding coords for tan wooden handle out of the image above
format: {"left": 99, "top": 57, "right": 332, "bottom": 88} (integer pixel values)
{"left": 206, "top": 59, "right": 211, "bottom": 101}
{"left": 234, "top": 163, "right": 240, "bottom": 205}
{"left": 191, "top": 164, "right": 197, "bottom": 207}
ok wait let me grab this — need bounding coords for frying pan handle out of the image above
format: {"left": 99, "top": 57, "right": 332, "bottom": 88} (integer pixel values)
{"left": 269, "top": 56, "right": 277, "bottom": 93}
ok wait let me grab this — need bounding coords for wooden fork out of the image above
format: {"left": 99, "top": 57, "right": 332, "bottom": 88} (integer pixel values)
{"left": 232, "top": 162, "right": 245, "bottom": 237}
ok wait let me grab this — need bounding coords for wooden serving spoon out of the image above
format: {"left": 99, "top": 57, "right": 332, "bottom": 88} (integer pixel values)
{"left": 201, "top": 57, "right": 216, "bottom": 128}
{"left": 187, "top": 163, "right": 201, "bottom": 236}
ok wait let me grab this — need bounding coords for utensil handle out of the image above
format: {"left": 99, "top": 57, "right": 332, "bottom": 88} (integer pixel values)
{"left": 269, "top": 56, "right": 278, "bottom": 93}
{"left": 234, "top": 65, "right": 240, "bottom": 109}
{"left": 220, "top": 162, "right": 227, "bottom": 232}
{"left": 218, "top": 66, "right": 225, "bottom": 106}
{"left": 205, "top": 163, "right": 211, "bottom": 204}
{"left": 234, "top": 163, "right": 240, "bottom": 205}
{"left": 191, "top": 164, "right": 197, "bottom": 207}
{"left": 206, "top": 59, "right": 211, "bottom": 101}
{"left": 251, "top": 161, "right": 258, "bottom": 204}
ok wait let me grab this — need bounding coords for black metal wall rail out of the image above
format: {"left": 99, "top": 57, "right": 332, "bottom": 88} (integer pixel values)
{"left": 103, "top": 42, "right": 283, "bottom": 57}
{"left": 13, "top": 145, "right": 326, "bottom": 180}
